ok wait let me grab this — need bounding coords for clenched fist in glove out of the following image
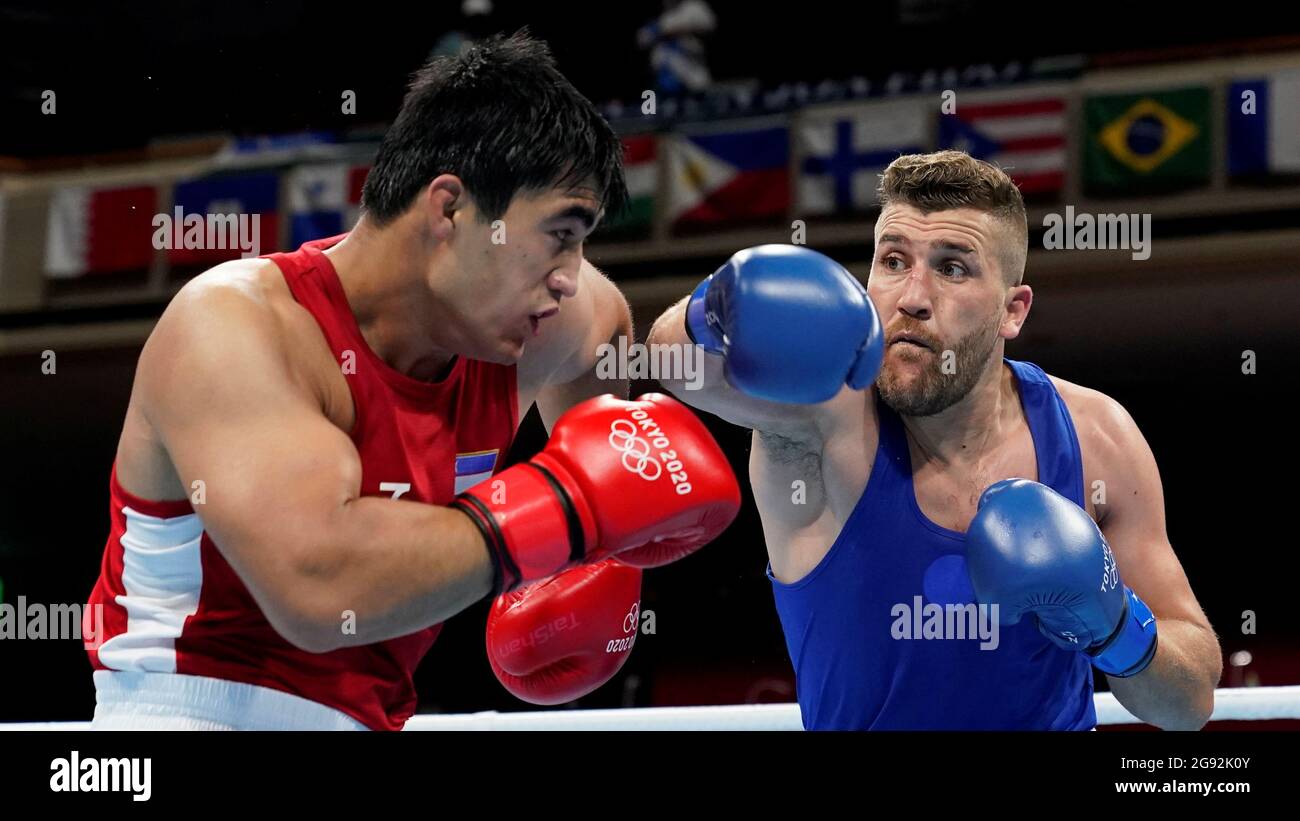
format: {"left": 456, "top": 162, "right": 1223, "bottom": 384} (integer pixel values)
{"left": 452, "top": 393, "right": 741, "bottom": 594}
{"left": 486, "top": 559, "right": 643, "bottom": 705}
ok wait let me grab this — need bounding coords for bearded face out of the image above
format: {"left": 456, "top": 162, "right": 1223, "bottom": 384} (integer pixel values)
{"left": 868, "top": 203, "right": 1028, "bottom": 418}
{"left": 875, "top": 304, "right": 1004, "bottom": 417}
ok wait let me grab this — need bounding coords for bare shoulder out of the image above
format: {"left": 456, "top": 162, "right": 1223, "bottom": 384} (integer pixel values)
{"left": 1046, "top": 373, "right": 1156, "bottom": 521}
{"left": 156, "top": 258, "right": 291, "bottom": 337}
{"left": 139, "top": 258, "right": 321, "bottom": 410}
{"left": 1047, "top": 374, "right": 1143, "bottom": 453}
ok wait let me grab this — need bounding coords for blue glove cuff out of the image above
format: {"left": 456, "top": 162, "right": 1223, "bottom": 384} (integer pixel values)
{"left": 685, "top": 276, "right": 725, "bottom": 354}
{"left": 1090, "top": 587, "right": 1158, "bottom": 678}
{"left": 845, "top": 302, "right": 884, "bottom": 390}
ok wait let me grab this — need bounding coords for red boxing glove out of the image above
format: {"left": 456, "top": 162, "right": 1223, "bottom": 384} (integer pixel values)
{"left": 452, "top": 393, "right": 740, "bottom": 594}
{"left": 486, "top": 559, "right": 642, "bottom": 706}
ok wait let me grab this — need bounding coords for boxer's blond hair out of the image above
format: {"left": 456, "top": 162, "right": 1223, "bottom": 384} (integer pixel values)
{"left": 877, "top": 151, "right": 1028, "bottom": 286}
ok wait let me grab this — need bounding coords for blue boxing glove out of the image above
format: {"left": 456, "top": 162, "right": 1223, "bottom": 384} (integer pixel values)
{"left": 685, "top": 245, "right": 883, "bottom": 404}
{"left": 966, "top": 478, "right": 1158, "bottom": 678}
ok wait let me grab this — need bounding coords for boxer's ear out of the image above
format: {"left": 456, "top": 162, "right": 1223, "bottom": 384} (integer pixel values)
{"left": 425, "top": 174, "right": 466, "bottom": 242}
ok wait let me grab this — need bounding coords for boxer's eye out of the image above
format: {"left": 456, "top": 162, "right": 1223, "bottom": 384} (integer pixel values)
{"left": 882, "top": 255, "right": 905, "bottom": 272}
{"left": 938, "top": 262, "right": 967, "bottom": 278}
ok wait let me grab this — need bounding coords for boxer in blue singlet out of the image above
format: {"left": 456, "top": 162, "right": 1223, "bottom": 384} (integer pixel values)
{"left": 648, "top": 151, "right": 1222, "bottom": 730}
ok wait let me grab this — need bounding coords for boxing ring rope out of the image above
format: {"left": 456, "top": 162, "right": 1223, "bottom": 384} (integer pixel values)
{"left": 3, "top": 686, "right": 1298, "bottom": 731}
{"left": 405, "top": 685, "right": 1300, "bottom": 730}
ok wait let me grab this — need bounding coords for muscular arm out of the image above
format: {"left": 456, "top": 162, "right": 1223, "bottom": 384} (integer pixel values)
{"left": 648, "top": 291, "right": 873, "bottom": 582}
{"left": 140, "top": 280, "right": 493, "bottom": 653}
{"left": 532, "top": 259, "right": 633, "bottom": 432}
{"left": 1087, "top": 395, "right": 1222, "bottom": 729}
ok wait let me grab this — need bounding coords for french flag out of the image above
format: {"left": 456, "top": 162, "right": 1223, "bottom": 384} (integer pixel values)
{"left": 1228, "top": 70, "right": 1300, "bottom": 177}
{"left": 939, "top": 87, "right": 1068, "bottom": 195}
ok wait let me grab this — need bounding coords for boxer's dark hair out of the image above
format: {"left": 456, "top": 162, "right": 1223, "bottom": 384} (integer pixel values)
{"left": 362, "top": 31, "right": 628, "bottom": 225}
{"left": 878, "top": 150, "right": 1028, "bottom": 286}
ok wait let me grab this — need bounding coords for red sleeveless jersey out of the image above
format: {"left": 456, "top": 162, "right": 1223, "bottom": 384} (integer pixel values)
{"left": 87, "top": 234, "right": 518, "bottom": 730}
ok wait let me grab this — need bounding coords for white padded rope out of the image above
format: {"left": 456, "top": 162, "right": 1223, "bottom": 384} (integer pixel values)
{"left": 402, "top": 686, "right": 1300, "bottom": 731}
{"left": 4, "top": 686, "right": 1297, "bottom": 731}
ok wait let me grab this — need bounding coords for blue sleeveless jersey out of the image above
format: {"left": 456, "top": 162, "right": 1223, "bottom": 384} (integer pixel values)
{"left": 768, "top": 359, "right": 1096, "bottom": 730}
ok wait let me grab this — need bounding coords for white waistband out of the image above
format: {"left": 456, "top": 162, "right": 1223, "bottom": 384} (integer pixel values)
{"left": 92, "top": 670, "right": 370, "bottom": 731}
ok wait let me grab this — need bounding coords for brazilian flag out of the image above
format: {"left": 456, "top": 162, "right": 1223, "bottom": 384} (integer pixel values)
{"left": 1084, "top": 87, "right": 1211, "bottom": 195}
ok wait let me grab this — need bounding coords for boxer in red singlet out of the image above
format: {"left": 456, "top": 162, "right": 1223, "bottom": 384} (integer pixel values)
{"left": 85, "top": 33, "right": 739, "bottom": 730}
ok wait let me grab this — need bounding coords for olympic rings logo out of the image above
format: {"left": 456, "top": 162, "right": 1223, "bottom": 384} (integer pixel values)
{"left": 608, "top": 419, "right": 662, "bottom": 481}
{"left": 623, "top": 602, "right": 640, "bottom": 634}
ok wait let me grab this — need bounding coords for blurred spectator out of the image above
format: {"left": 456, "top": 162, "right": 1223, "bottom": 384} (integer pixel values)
{"left": 637, "top": 0, "right": 717, "bottom": 95}
{"left": 429, "top": 0, "right": 498, "bottom": 59}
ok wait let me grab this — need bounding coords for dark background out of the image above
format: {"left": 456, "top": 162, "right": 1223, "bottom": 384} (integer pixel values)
{"left": 0, "top": 1, "right": 1297, "bottom": 722}
{"left": 1, "top": 0, "right": 1292, "bottom": 156}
